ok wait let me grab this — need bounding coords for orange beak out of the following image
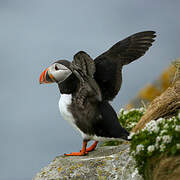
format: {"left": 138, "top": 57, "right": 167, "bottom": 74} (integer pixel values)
{"left": 39, "top": 67, "right": 55, "bottom": 84}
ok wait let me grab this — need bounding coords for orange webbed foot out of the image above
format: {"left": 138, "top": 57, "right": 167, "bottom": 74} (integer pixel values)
{"left": 64, "top": 140, "right": 88, "bottom": 156}
{"left": 64, "top": 151, "right": 88, "bottom": 156}
{"left": 80, "top": 141, "right": 98, "bottom": 153}
{"left": 85, "top": 141, "right": 98, "bottom": 152}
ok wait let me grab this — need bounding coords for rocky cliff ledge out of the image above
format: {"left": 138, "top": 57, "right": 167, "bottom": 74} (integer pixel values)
{"left": 33, "top": 143, "right": 142, "bottom": 180}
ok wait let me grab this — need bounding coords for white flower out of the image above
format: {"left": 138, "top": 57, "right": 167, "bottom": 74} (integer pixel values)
{"left": 136, "top": 144, "right": 144, "bottom": 154}
{"left": 157, "top": 118, "right": 165, "bottom": 124}
{"left": 129, "top": 122, "right": 137, "bottom": 128}
{"left": 119, "top": 108, "right": 124, "bottom": 114}
{"left": 172, "top": 124, "right": 176, "bottom": 128}
{"left": 155, "top": 143, "right": 159, "bottom": 149}
{"left": 168, "top": 117, "right": 173, "bottom": 122}
{"left": 143, "top": 120, "right": 159, "bottom": 133}
{"left": 132, "top": 168, "right": 139, "bottom": 178}
{"left": 123, "top": 110, "right": 129, "bottom": 115}
{"left": 178, "top": 112, "right": 180, "bottom": 120}
{"left": 153, "top": 126, "right": 160, "bottom": 133}
{"left": 155, "top": 136, "right": 162, "bottom": 149}
{"left": 139, "top": 107, "right": 145, "bottom": 112}
{"left": 164, "top": 124, "right": 169, "bottom": 129}
{"left": 131, "top": 151, "right": 136, "bottom": 156}
{"left": 128, "top": 132, "right": 135, "bottom": 139}
{"left": 147, "top": 145, "right": 155, "bottom": 153}
{"left": 177, "top": 144, "right": 180, "bottom": 149}
{"left": 160, "top": 130, "right": 167, "bottom": 135}
{"left": 144, "top": 120, "right": 154, "bottom": 128}
{"left": 162, "top": 135, "right": 172, "bottom": 144}
{"left": 149, "top": 120, "right": 156, "bottom": 125}
{"left": 130, "top": 108, "right": 135, "bottom": 112}
{"left": 173, "top": 118, "right": 177, "bottom": 123}
{"left": 156, "top": 136, "right": 161, "bottom": 142}
{"left": 160, "top": 144, "right": 166, "bottom": 152}
{"left": 175, "top": 125, "right": 180, "bottom": 132}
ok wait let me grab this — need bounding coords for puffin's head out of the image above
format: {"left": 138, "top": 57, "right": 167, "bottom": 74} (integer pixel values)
{"left": 39, "top": 60, "right": 72, "bottom": 84}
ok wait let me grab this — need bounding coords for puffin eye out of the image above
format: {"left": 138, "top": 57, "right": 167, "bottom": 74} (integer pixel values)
{"left": 55, "top": 64, "right": 60, "bottom": 71}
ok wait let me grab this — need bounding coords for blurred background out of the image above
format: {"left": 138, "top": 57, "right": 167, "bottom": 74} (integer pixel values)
{"left": 0, "top": 0, "right": 180, "bottom": 179}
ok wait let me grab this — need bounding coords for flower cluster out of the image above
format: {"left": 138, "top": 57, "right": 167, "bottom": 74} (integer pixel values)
{"left": 118, "top": 107, "right": 145, "bottom": 131}
{"left": 104, "top": 107, "right": 180, "bottom": 177}
{"left": 142, "top": 120, "right": 160, "bottom": 133}
{"left": 129, "top": 110, "right": 180, "bottom": 176}
{"left": 136, "top": 144, "right": 144, "bottom": 153}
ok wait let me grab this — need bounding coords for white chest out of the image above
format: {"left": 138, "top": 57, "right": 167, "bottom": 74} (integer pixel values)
{"left": 58, "top": 94, "right": 88, "bottom": 139}
{"left": 59, "top": 94, "right": 75, "bottom": 126}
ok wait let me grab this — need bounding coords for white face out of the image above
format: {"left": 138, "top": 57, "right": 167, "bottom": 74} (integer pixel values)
{"left": 48, "top": 63, "right": 72, "bottom": 83}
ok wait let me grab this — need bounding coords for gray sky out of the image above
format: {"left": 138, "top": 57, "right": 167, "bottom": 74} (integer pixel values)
{"left": 0, "top": 0, "right": 180, "bottom": 179}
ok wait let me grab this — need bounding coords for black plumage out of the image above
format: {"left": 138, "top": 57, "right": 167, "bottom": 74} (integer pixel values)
{"left": 94, "top": 31, "right": 156, "bottom": 100}
{"left": 68, "top": 51, "right": 129, "bottom": 140}
{"left": 57, "top": 31, "right": 156, "bottom": 141}
{"left": 40, "top": 31, "right": 156, "bottom": 155}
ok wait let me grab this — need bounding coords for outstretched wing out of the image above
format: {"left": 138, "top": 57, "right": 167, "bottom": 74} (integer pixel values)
{"left": 70, "top": 51, "right": 102, "bottom": 107}
{"left": 94, "top": 31, "right": 156, "bottom": 101}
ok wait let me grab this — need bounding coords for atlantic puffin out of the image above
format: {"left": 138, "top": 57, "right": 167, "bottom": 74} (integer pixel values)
{"left": 39, "top": 31, "right": 156, "bottom": 156}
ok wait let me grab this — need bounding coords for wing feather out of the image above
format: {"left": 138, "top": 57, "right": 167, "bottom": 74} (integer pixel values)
{"left": 70, "top": 51, "right": 102, "bottom": 106}
{"left": 94, "top": 31, "right": 156, "bottom": 100}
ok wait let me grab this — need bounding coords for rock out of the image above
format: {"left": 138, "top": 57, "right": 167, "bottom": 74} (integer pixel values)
{"left": 33, "top": 143, "right": 143, "bottom": 180}
{"left": 144, "top": 154, "right": 180, "bottom": 180}
{"left": 133, "top": 80, "right": 180, "bottom": 132}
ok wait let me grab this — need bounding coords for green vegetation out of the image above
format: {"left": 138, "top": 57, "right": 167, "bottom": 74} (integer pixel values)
{"left": 118, "top": 108, "right": 145, "bottom": 131}
{"left": 104, "top": 108, "right": 180, "bottom": 177}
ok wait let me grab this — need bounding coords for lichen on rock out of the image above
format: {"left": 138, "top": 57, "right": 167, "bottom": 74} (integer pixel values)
{"left": 33, "top": 144, "right": 142, "bottom": 180}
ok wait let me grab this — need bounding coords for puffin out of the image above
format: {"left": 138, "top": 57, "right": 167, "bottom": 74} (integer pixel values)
{"left": 39, "top": 31, "right": 156, "bottom": 156}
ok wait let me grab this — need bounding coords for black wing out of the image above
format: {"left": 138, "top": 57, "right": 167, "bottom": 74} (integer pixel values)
{"left": 72, "top": 51, "right": 95, "bottom": 78}
{"left": 94, "top": 31, "right": 156, "bottom": 101}
{"left": 70, "top": 51, "right": 102, "bottom": 107}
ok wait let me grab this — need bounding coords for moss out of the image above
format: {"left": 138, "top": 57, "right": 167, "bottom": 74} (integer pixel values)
{"left": 57, "top": 167, "right": 61, "bottom": 172}
{"left": 97, "top": 168, "right": 103, "bottom": 176}
{"left": 33, "top": 144, "right": 141, "bottom": 180}
{"left": 103, "top": 140, "right": 123, "bottom": 146}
